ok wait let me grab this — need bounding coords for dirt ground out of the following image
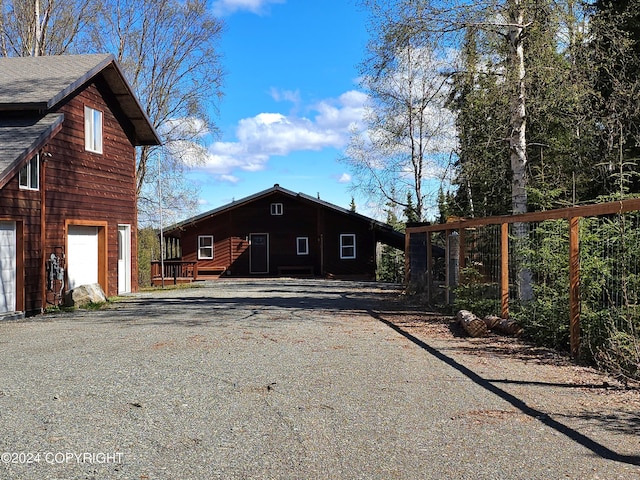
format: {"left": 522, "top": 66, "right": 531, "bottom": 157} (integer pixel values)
{"left": 375, "top": 296, "right": 640, "bottom": 452}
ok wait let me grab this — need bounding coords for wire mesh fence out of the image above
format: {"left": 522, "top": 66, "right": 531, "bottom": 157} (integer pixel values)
{"left": 405, "top": 199, "right": 640, "bottom": 380}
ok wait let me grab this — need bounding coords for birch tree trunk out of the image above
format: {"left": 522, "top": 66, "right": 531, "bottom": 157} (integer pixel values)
{"left": 507, "top": 0, "right": 533, "bottom": 301}
{"left": 507, "top": 0, "right": 527, "bottom": 215}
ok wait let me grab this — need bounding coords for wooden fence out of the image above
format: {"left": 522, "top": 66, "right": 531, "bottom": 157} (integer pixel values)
{"left": 405, "top": 197, "right": 640, "bottom": 358}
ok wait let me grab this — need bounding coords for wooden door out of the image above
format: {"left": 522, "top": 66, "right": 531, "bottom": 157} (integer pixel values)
{"left": 250, "top": 233, "right": 269, "bottom": 274}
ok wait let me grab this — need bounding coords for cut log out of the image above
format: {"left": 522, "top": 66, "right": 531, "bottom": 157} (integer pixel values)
{"left": 457, "top": 310, "right": 488, "bottom": 337}
{"left": 483, "top": 314, "right": 501, "bottom": 330}
{"left": 483, "top": 314, "right": 523, "bottom": 336}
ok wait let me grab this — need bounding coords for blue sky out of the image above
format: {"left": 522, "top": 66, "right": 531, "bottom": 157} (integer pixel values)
{"left": 187, "top": 0, "right": 372, "bottom": 215}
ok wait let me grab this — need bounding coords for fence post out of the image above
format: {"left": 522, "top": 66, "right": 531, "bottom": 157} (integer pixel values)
{"left": 404, "top": 230, "right": 410, "bottom": 286}
{"left": 447, "top": 230, "right": 460, "bottom": 304}
{"left": 569, "top": 216, "right": 581, "bottom": 359}
{"left": 501, "top": 223, "right": 509, "bottom": 318}
{"left": 426, "top": 231, "right": 433, "bottom": 303}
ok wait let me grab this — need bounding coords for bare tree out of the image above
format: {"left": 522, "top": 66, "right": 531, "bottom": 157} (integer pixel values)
{"left": 87, "top": 0, "right": 225, "bottom": 225}
{"left": 343, "top": 4, "right": 456, "bottom": 221}
{"left": 0, "top": 0, "right": 91, "bottom": 56}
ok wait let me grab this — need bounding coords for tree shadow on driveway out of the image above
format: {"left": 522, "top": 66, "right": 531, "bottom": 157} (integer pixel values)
{"left": 370, "top": 310, "right": 640, "bottom": 468}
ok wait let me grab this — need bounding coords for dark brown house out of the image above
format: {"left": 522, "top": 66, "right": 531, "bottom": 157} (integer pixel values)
{"left": 0, "top": 54, "right": 159, "bottom": 317}
{"left": 160, "top": 184, "right": 404, "bottom": 281}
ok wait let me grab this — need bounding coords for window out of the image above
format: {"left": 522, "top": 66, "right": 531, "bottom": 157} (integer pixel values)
{"left": 19, "top": 155, "right": 39, "bottom": 190}
{"left": 297, "top": 237, "right": 309, "bottom": 255}
{"left": 340, "top": 234, "right": 356, "bottom": 259}
{"left": 84, "top": 106, "right": 103, "bottom": 153}
{"left": 270, "top": 203, "right": 283, "bottom": 215}
{"left": 198, "top": 235, "right": 214, "bottom": 259}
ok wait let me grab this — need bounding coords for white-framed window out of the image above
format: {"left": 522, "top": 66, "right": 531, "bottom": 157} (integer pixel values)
{"left": 84, "top": 106, "right": 103, "bottom": 153}
{"left": 340, "top": 234, "right": 356, "bottom": 259}
{"left": 198, "top": 235, "right": 214, "bottom": 259}
{"left": 270, "top": 203, "right": 283, "bottom": 215}
{"left": 297, "top": 237, "right": 309, "bottom": 255}
{"left": 19, "top": 154, "right": 39, "bottom": 190}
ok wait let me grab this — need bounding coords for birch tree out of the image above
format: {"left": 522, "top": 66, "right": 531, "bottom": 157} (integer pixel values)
{"left": 343, "top": 2, "right": 456, "bottom": 221}
{"left": 0, "top": 0, "right": 90, "bottom": 56}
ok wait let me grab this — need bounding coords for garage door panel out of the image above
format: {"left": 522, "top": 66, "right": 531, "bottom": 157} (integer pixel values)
{"left": 0, "top": 222, "right": 16, "bottom": 313}
{"left": 67, "top": 226, "right": 98, "bottom": 290}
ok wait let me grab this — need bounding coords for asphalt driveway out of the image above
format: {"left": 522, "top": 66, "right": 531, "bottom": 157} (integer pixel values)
{"left": 0, "top": 279, "right": 637, "bottom": 479}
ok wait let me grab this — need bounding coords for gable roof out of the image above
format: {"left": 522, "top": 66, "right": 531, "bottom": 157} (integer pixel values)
{"left": 0, "top": 54, "right": 160, "bottom": 188}
{"left": 166, "top": 184, "right": 406, "bottom": 250}
{"left": 0, "top": 54, "right": 159, "bottom": 145}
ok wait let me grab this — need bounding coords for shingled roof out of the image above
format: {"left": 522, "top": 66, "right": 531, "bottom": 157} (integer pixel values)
{"left": 0, "top": 54, "right": 160, "bottom": 188}
{"left": 165, "top": 184, "right": 406, "bottom": 250}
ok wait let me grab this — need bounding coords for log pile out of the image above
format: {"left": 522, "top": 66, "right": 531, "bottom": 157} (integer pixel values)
{"left": 457, "top": 310, "right": 522, "bottom": 337}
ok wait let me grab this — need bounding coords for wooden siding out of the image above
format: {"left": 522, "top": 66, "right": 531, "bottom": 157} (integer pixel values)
{"left": 0, "top": 178, "right": 41, "bottom": 312}
{"left": 46, "top": 82, "right": 138, "bottom": 299}
{"left": 0, "top": 79, "right": 139, "bottom": 313}
{"left": 173, "top": 192, "right": 378, "bottom": 280}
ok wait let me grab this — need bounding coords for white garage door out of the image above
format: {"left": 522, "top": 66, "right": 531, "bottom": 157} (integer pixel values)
{"left": 0, "top": 222, "right": 16, "bottom": 313}
{"left": 67, "top": 226, "right": 98, "bottom": 290}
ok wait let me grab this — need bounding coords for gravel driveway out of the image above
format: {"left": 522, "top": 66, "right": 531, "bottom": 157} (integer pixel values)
{"left": 0, "top": 279, "right": 638, "bottom": 480}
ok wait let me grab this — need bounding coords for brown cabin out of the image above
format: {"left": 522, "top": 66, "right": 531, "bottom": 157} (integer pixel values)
{"left": 0, "top": 54, "right": 160, "bottom": 317}
{"left": 158, "top": 184, "right": 405, "bottom": 283}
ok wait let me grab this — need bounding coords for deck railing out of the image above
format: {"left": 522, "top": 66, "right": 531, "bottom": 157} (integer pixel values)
{"left": 151, "top": 260, "right": 197, "bottom": 284}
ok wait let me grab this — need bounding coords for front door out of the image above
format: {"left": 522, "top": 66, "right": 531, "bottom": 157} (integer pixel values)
{"left": 0, "top": 222, "right": 16, "bottom": 313}
{"left": 118, "top": 225, "right": 131, "bottom": 294}
{"left": 250, "top": 233, "right": 269, "bottom": 274}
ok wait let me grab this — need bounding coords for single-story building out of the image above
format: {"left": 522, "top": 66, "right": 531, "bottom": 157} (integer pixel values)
{"left": 158, "top": 184, "right": 405, "bottom": 282}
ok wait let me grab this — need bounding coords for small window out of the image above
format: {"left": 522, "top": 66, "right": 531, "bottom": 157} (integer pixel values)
{"left": 19, "top": 154, "right": 39, "bottom": 190}
{"left": 198, "top": 235, "right": 214, "bottom": 259}
{"left": 340, "top": 234, "right": 356, "bottom": 259}
{"left": 84, "top": 106, "right": 103, "bottom": 153}
{"left": 270, "top": 203, "right": 283, "bottom": 215}
{"left": 297, "top": 237, "right": 309, "bottom": 255}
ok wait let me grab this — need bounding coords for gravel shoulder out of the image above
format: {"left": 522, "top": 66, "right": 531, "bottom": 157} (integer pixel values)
{"left": 0, "top": 279, "right": 638, "bottom": 480}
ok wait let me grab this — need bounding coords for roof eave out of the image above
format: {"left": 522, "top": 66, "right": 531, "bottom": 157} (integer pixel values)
{"left": 0, "top": 113, "right": 64, "bottom": 189}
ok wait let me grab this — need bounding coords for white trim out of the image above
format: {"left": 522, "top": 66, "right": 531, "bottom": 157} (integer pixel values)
{"left": 84, "top": 105, "right": 103, "bottom": 154}
{"left": 117, "top": 224, "right": 132, "bottom": 294}
{"left": 340, "top": 234, "right": 356, "bottom": 259}
{"left": 19, "top": 154, "right": 39, "bottom": 191}
{"left": 197, "top": 235, "right": 214, "bottom": 260}
{"left": 296, "top": 236, "right": 309, "bottom": 255}
{"left": 270, "top": 203, "right": 283, "bottom": 215}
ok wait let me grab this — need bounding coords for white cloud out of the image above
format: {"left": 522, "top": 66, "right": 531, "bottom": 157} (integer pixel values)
{"left": 269, "top": 87, "right": 301, "bottom": 104}
{"left": 212, "top": 0, "right": 285, "bottom": 16}
{"left": 199, "top": 90, "right": 368, "bottom": 183}
{"left": 337, "top": 173, "right": 351, "bottom": 183}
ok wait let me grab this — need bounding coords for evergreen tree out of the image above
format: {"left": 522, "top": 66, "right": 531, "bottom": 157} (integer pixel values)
{"left": 377, "top": 197, "right": 405, "bottom": 283}
{"left": 588, "top": 0, "right": 640, "bottom": 196}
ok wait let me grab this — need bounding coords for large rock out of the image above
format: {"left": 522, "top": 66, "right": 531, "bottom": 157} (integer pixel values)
{"left": 65, "top": 283, "right": 107, "bottom": 308}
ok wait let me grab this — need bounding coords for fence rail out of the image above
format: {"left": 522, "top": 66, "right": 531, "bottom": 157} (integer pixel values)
{"left": 405, "top": 197, "right": 640, "bottom": 359}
